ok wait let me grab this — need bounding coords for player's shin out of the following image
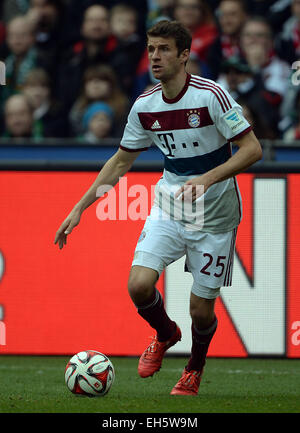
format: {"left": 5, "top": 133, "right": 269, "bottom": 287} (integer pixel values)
{"left": 186, "top": 316, "right": 218, "bottom": 372}
{"left": 135, "top": 288, "right": 176, "bottom": 342}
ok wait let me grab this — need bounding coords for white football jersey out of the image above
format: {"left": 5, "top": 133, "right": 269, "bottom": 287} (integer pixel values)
{"left": 120, "top": 74, "right": 252, "bottom": 233}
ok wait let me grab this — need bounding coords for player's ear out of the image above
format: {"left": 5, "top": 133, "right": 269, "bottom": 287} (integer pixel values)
{"left": 180, "top": 49, "right": 190, "bottom": 65}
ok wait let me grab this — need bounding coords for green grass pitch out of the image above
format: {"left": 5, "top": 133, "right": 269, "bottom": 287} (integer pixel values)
{"left": 0, "top": 356, "right": 299, "bottom": 413}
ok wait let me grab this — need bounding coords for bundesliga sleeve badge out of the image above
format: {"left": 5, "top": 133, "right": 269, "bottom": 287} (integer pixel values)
{"left": 224, "top": 108, "right": 247, "bottom": 134}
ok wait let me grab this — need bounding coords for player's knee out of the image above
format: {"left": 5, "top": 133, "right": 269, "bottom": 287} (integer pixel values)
{"left": 128, "top": 278, "right": 148, "bottom": 297}
{"left": 190, "top": 302, "right": 215, "bottom": 330}
{"left": 127, "top": 270, "right": 156, "bottom": 305}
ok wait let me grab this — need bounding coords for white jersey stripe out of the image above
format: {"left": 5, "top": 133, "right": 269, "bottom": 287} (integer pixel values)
{"left": 191, "top": 77, "right": 232, "bottom": 111}
{"left": 190, "top": 79, "right": 231, "bottom": 112}
{"left": 192, "top": 77, "right": 232, "bottom": 108}
{"left": 190, "top": 83, "right": 227, "bottom": 113}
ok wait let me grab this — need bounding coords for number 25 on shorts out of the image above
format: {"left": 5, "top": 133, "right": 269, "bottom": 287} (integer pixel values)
{"left": 200, "top": 254, "right": 226, "bottom": 278}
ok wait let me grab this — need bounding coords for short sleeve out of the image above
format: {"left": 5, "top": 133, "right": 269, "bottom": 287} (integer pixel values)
{"left": 120, "top": 102, "right": 153, "bottom": 152}
{"left": 208, "top": 84, "right": 252, "bottom": 141}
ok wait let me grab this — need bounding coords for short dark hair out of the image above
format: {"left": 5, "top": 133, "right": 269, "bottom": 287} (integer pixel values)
{"left": 147, "top": 20, "right": 192, "bottom": 56}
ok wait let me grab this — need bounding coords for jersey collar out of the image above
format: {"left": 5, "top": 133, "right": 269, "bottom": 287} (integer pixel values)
{"left": 162, "top": 73, "right": 191, "bottom": 104}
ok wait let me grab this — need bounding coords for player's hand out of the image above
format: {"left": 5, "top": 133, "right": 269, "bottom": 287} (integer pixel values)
{"left": 174, "top": 175, "right": 211, "bottom": 202}
{"left": 54, "top": 208, "right": 82, "bottom": 250}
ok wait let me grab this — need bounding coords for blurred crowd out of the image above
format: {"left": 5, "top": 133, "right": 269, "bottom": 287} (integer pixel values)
{"left": 1, "top": 0, "right": 300, "bottom": 143}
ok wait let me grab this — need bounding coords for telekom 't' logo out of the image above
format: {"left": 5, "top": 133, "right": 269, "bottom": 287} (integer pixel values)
{"left": 0, "top": 61, "right": 6, "bottom": 85}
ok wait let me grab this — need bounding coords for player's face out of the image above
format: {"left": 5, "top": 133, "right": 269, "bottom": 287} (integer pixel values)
{"left": 147, "top": 36, "right": 188, "bottom": 82}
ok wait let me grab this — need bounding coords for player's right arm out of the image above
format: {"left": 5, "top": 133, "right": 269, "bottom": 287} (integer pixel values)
{"left": 54, "top": 148, "right": 142, "bottom": 249}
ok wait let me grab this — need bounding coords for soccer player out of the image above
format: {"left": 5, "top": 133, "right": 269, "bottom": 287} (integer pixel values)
{"left": 54, "top": 20, "right": 262, "bottom": 396}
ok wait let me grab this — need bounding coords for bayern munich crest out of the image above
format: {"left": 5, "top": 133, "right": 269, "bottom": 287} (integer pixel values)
{"left": 187, "top": 110, "right": 201, "bottom": 128}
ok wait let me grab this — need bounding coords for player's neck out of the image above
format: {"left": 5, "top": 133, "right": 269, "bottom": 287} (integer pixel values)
{"left": 161, "top": 70, "right": 188, "bottom": 100}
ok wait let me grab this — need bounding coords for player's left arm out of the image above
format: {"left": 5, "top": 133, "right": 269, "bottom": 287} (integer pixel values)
{"left": 202, "top": 129, "right": 262, "bottom": 187}
{"left": 175, "top": 130, "right": 262, "bottom": 201}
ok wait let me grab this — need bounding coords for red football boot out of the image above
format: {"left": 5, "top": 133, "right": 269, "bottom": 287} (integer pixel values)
{"left": 170, "top": 368, "right": 203, "bottom": 396}
{"left": 138, "top": 325, "right": 181, "bottom": 378}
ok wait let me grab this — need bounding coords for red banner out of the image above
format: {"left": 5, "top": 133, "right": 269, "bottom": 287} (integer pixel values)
{"left": 0, "top": 171, "right": 299, "bottom": 357}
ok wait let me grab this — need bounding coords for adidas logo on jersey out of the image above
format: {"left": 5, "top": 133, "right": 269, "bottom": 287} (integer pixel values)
{"left": 151, "top": 120, "right": 161, "bottom": 129}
